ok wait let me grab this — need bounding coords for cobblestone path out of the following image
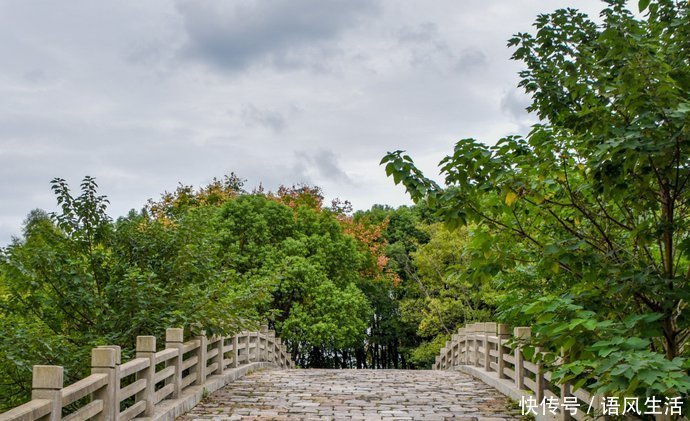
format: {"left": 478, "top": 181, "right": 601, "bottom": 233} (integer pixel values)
{"left": 180, "top": 369, "right": 519, "bottom": 420}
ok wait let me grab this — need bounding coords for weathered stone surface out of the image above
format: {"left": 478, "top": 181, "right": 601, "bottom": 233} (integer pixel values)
{"left": 179, "top": 369, "right": 519, "bottom": 420}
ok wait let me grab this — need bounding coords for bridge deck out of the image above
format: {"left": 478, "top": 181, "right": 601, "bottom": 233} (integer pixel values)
{"left": 179, "top": 368, "right": 519, "bottom": 420}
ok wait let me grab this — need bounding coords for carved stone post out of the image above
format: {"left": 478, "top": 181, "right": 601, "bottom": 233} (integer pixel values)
{"left": 213, "top": 336, "right": 224, "bottom": 375}
{"left": 32, "top": 365, "right": 63, "bottom": 421}
{"left": 496, "top": 324, "right": 510, "bottom": 379}
{"left": 265, "top": 330, "right": 274, "bottom": 363}
{"left": 462, "top": 325, "right": 470, "bottom": 367}
{"left": 260, "top": 325, "right": 269, "bottom": 361}
{"left": 514, "top": 327, "right": 531, "bottom": 390}
{"left": 92, "top": 348, "right": 117, "bottom": 421}
{"left": 232, "top": 334, "right": 239, "bottom": 368}
{"left": 166, "top": 328, "right": 184, "bottom": 398}
{"left": 136, "top": 336, "right": 156, "bottom": 416}
{"left": 472, "top": 323, "right": 480, "bottom": 366}
{"left": 535, "top": 346, "right": 545, "bottom": 403}
{"left": 484, "top": 322, "right": 496, "bottom": 371}
{"left": 195, "top": 332, "right": 208, "bottom": 385}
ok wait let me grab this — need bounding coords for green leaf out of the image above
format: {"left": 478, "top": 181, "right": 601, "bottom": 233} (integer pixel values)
{"left": 638, "top": 0, "right": 650, "bottom": 12}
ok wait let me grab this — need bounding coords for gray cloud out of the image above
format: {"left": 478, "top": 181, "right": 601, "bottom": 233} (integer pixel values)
{"left": 175, "top": 0, "right": 378, "bottom": 71}
{"left": 241, "top": 104, "right": 287, "bottom": 132}
{"left": 397, "top": 22, "right": 453, "bottom": 67}
{"left": 500, "top": 89, "right": 531, "bottom": 119}
{"left": 397, "top": 23, "right": 440, "bottom": 44}
{"left": 455, "top": 49, "right": 487, "bottom": 73}
{"left": 295, "top": 150, "right": 352, "bottom": 184}
{"left": 396, "top": 23, "right": 488, "bottom": 74}
{"left": 500, "top": 89, "right": 536, "bottom": 135}
{"left": 0, "top": 0, "right": 607, "bottom": 245}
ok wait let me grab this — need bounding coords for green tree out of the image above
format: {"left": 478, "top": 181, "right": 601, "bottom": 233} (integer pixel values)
{"left": 215, "top": 192, "right": 383, "bottom": 367}
{"left": 0, "top": 178, "right": 262, "bottom": 408}
{"left": 353, "top": 205, "right": 430, "bottom": 368}
{"left": 281, "top": 281, "right": 371, "bottom": 368}
{"left": 383, "top": 0, "right": 690, "bottom": 398}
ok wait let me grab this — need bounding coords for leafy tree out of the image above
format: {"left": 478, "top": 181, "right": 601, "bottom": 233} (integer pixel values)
{"left": 0, "top": 178, "right": 262, "bottom": 408}
{"left": 404, "top": 223, "right": 496, "bottom": 338}
{"left": 281, "top": 282, "right": 371, "bottom": 368}
{"left": 383, "top": 0, "right": 690, "bottom": 398}
{"left": 353, "top": 205, "right": 429, "bottom": 368}
{"left": 215, "top": 193, "right": 381, "bottom": 367}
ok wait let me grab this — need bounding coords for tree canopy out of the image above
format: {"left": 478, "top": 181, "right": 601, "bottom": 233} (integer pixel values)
{"left": 383, "top": 0, "right": 690, "bottom": 399}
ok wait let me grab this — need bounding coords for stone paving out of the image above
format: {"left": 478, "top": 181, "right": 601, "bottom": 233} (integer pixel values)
{"left": 179, "top": 369, "right": 520, "bottom": 420}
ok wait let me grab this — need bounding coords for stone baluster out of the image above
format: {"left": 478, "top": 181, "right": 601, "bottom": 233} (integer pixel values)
{"left": 136, "top": 336, "right": 156, "bottom": 416}
{"left": 232, "top": 334, "right": 239, "bottom": 368}
{"left": 31, "top": 365, "right": 63, "bottom": 421}
{"left": 496, "top": 324, "right": 510, "bottom": 379}
{"left": 92, "top": 347, "right": 118, "bottom": 421}
{"left": 195, "top": 331, "right": 208, "bottom": 385}
{"left": 166, "top": 328, "right": 184, "bottom": 398}
{"left": 514, "top": 327, "right": 531, "bottom": 390}
{"left": 484, "top": 322, "right": 496, "bottom": 371}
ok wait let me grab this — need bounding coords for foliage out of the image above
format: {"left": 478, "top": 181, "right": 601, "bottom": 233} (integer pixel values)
{"left": 382, "top": 0, "right": 690, "bottom": 398}
{"left": 509, "top": 296, "right": 690, "bottom": 398}
{"left": 0, "top": 178, "right": 264, "bottom": 408}
{"left": 214, "top": 193, "right": 384, "bottom": 368}
{"left": 281, "top": 282, "right": 371, "bottom": 367}
{"left": 408, "top": 334, "right": 449, "bottom": 368}
{"left": 407, "top": 223, "right": 496, "bottom": 338}
{"left": 145, "top": 173, "right": 245, "bottom": 222}
{"left": 351, "top": 205, "right": 499, "bottom": 369}
{"left": 0, "top": 174, "right": 404, "bottom": 408}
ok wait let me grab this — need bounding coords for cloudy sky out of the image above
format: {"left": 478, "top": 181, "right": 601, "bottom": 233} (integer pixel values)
{"left": 0, "top": 0, "right": 606, "bottom": 245}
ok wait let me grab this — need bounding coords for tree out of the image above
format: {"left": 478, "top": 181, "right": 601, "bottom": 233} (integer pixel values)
{"left": 383, "top": 0, "right": 690, "bottom": 398}
{"left": 0, "top": 177, "right": 263, "bottom": 408}
{"left": 281, "top": 282, "right": 371, "bottom": 368}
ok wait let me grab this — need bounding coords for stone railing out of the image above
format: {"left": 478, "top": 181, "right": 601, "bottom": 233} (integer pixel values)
{"left": 433, "top": 322, "right": 597, "bottom": 421}
{"left": 0, "top": 325, "right": 294, "bottom": 421}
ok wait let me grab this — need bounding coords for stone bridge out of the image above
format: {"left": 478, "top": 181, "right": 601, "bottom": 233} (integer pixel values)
{"left": 180, "top": 369, "right": 517, "bottom": 420}
{"left": 2, "top": 322, "right": 577, "bottom": 421}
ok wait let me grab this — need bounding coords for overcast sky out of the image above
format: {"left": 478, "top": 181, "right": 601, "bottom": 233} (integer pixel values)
{"left": 0, "top": 0, "right": 607, "bottom": 245}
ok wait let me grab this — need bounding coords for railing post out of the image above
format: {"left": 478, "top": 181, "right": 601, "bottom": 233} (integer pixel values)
{"left": 232, "top": 334, "right": 239, "bottom": 368}
{"left": 260, "top": 325, "right": 269, "bottom": 361}
{"left": 244, "top": 332, "right": 250, "bottom": 364}
{"left": 166, "top": 328, "right": 184, "bottom": 398}
{"left": 278, "top": 338, "right": 285, "bottom": 368}
{"left": 514, "top": 327, "right": 531, "bottom": 390}
{"left": 472, "top": 325, "right": 478, "bottom": 367}
{"left": 249, "top": 331, "right": 256, "bottom": 363}
{"left": 237, "top": 332, "right": 245, "bottom": 365}
{"left": 32, "top": 365, "right": 63, "bottom": 421}
{"left": 484, "top": 322, "right": 496, "bottom": 371}
{"left": 464, "top": 325, "right": 472, "bottom": 365}
{"left": 244, "top": 332, "right": 251, "bottom": 363}
{"left": 92, "top": 347, "right": 119, "bottom": 421}
{"left": 456, "top": 328, "right": 464, "bottom": 365}
{"left": 275, "top": 337, "right": 282, "bottom": 367}
{"left": 267, "top": 330, "right": 276, "bottom": 364}
{"left": 446, "top": 340, "right": 452, "bottom": 369}
{"left": 195, "top": 331, "right": 208, "bottom": 385}
{"left": 136, "top": 336, "right": 156, "bottom": 416}
{"left": 450, "top": 335, "right": 455, "bottom": 367}
{"left": 446, "top": 340, "right": 451, "bottom": 369}
{"left": 535, "top": 346, "right": 545, "bottom": 403}
{"left": 497, "top": 324, "right": 510, "bottom": 379}
{"left": 213, "top": 336, "right": 224, "bottom": 375}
